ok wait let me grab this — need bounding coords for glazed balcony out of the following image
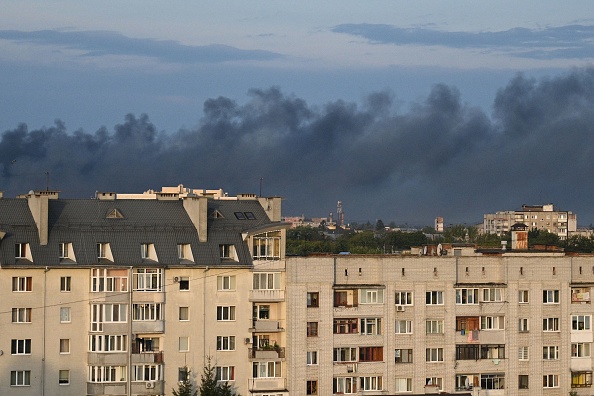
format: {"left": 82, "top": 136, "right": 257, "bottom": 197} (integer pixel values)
{"left": 249, "top": 347, "right": 285, "bottom": 360}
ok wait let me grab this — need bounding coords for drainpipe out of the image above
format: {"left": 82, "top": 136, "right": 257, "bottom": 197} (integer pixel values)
{"left": 203, "top": 266, "right": 209, "bottom": 366}
{"left": 42, "top": 266, "right": 49, "bottom": 396}
{"left": 128, "top": 266, "right": 133, "bottom": 396}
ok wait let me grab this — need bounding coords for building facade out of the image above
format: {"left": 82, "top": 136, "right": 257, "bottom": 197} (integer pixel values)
{"left": 287, "top": 252, "right": 594, "bottom": 396}
{"left": 483, "top": 204, "right": 577, "bottom": 239}
{"left": 0, "top": 189, "right": 289, "bottom": 396}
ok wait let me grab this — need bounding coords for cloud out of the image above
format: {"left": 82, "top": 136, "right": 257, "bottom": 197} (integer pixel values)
{"left": 0, "top": 29, "right": 282, "bottom": 63}
{"left": 2, "top": 68, "right": 594, "bottom": 225}
{"left": 332, "top": 24, "right": 594, "bottom": 59}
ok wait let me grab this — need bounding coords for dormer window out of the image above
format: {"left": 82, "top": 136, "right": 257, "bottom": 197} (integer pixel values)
{"left": 59, "top": 243, "right": 76, "bottom": 262}
{"left": 15, "top": 243, "right": 30, "bottom": 260}
{"left": 141, "top": 243, "right": 157, "bottom": 261}
{"left": 97, "top": 243, "right": 112, "bottom": 261}
{"left": 177, "top": 244, "right": 194, "bottom": 262}
{"left": 220, "top": 244, "right": 237, "bottom": 261}
{"left": 106, "top": 208, "right": 124, "bottom": 219}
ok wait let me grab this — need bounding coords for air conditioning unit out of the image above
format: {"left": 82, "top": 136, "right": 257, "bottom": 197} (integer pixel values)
{"left": 146, "top": 382, "right": 155, "bottom": 389}
{"left": 173, "top": 276, "right": 180, "bottom": 283}
{"left": 244, "top": 337, "right": 252, "bottom": 344}
{"left": 396, "top": 305, "right": 405, "bottom": 312}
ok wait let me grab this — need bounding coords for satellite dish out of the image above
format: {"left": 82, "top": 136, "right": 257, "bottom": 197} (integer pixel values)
{"left": 437, "top": 243, "right": 443, "bottom": 256}
{"left": 423, "top": 246, "right": 427, "bottom": 256}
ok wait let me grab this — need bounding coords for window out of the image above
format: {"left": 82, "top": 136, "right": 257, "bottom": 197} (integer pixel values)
{"left": 10, "top": 370, "right": 31, "bottom": 386}
{"left": 456, "top": 316, "right": 479, "bottom": 331}
{"left": 220, "top": 244, "right": 236, "bottom": 260}
{"left": 15, "top": 243, "right": 29, "bottom": 259}
{"left": 395, "top": 349, "right": 413, "bottom": 363}
{"left": 572, "top": 343, "right": 591, "bottom": 358}
{"left": 334, "top": 377, "right": 357, "bottom": 394}
{"left": 456, "top": 288, "right": 478, "bottom": 304}
{"left": 132, "top": 364, "right": 162, "bottom": 381}
{"left": 543, "top": 346, "right": 559, "bottom": 360}
{"left": 90, "top": 303, "right": 127, "bottom": 331}
{"left": 481, "top": 316, "right": 505, "bottom": 330}
{"left": 518, "top": 346, "right": 529, "bottom": 360}
{"left": 359, "top": 346, "right": 383, "bottom": 362}
{"left": 518, "top": 318, "right": 529, "bottom": 332}
{"left": 543, "top": 318, "right": 559, "bottom": 332}
{"left": 177, "top": 243, "right": 193, "bottom": 261}
{"left": 12, "top": 277, "right": 32, "bottom": 292}
{"left": 59, "top": 242, "right": 74, "bottom": 261}
{"left": 306, "top": 380, "right": 318, "bottom": 395}
{"left": 58, "top": 370, "right": 70, "bottom": 385}
{"left": 481, "top": 374, "right": 505, "bottom": 390}
{"left": 426, "top": 348, "right": 444, "bottom": 362}
{"left": 133, "top": 268, "right": 162, "bottom": 291}
{"left": 543, "top": 290, "right": 560, "bottom": 304}
{"left": 572, "top": 315, "right": 591, "bottom": 331}
{"left": 307, "top": 322, "right": 318, "bottom": 337}
{"left": 60, "top": 307, "right": 71, "bottom": 323}
{"left": 179, "top": 276, "right": 190, "bottom": 290}
{"left": 217, "top": 306, "right": 236, "bottom": 321}
{"left": 216, "top": 336, "right": 235, "bottom": 351}
{"left": 252, "top": 231, "right": 281, "bottom": 260}
{"left": 360, "top": 376, "right": 382, "bottom": 391}
{"left": 481, "top": 344, "right": 505, "bottom": 359}
{"left": 456, "top": 344, "right": 479, "bottom": 360}
{"left": 252, "top": 361, "right": 281, "bottom": 378}
{"left": 234, "top": 211, "right": 246, "bottom": 220}
{"left": 179, "top": 307, "right": 189, "bottom": 321}
{"left": 360, "top": 318, "right": 381, "bottom": 335}
{"left": 426, "top": 320, "right": 444, "bottom": 334}
{"left": 88, "top": 366, "right": 127, "bottom": 382}
{"left": 134, "top": 337, "right": 159, "bottom": 352}
{"left": 179, "top": 336, "right": 189, "bottom": 352}
{"left": 360, "top": 288, "right": 384, "bottom": 304}
{"left": 11, "top": 308, "right": 32, "bottom": 323}
{"left": 395, "top": 378, "right": 412, "bottom": 392}
{"left": 60, "top": 276, "right": 71, "bottom": 292}
{"left": 89, "top": 335, "right": 128, "bottom": 352}
{"left": 307, "top": 351, "right": 318, "bottom": 365}
{"left": 59, "top": 370, "right": 70, "bottom": 385}
{"left": 395, "top": 291, "right": 413, "bottom": 305}
{"left": 307, "top": 292, "right": 319, "bottom": 307}
{"left": 178, "top": 367, "right": 189, "bottom": 382}
{"left": 519, "top": 290, "right": 529, "bottom": 303}
{"left": 482, "top": 288, "right": 503, "bottom": 302}
{"left": 543, "top": 374, "right": 559, "bottom": 388}
{"left": 97, "top": 242, "right": 110, "bottom": 259}
{"left": 216, "top": 366, "right": 235, "bottom": 381}
{"left": 132, "top": 303, "right": 162, "bottom": 321}
{"left": 572, "top": 371, "right": 592, "bottom": 388}
{"left": 91, "top": 268, "right": 128, "bottom": 292}
{"left": 333, "top": 347, "right": 357, "bottom": 362}
{"left": 426, "top": 377, "right": 443, "bottom": 390}
{"left": 253, "top": 272, "right": 281, "bottom": 290}
{"left": 11, "top": 339, "right": 31, "bottom": 355}
{"left": 140, "top": 243, "right": 150, "bottom": 259}
{"left": 254, "top": 304, "right": 270, "bottom": 320}
{"left": 426, "top": 291, "right": 443, "bottom": 305}
{"left": 519, "top": 375, "right": 529, "bottom": 389}
{"left": 60, "top": 339, "right": 70, "bottom": 354}
{"left": 395, "top": 320, "right": 412, "bottom": 334}
{"left": 456, "top": 375, "right": 479, "bottom": 391}
{"left": 217, "top": 275, "right": 236, "bottom": 291}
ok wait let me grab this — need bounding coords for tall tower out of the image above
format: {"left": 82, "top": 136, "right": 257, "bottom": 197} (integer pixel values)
{"left": 337, "top": 201, "right": 344, "bottom": 228}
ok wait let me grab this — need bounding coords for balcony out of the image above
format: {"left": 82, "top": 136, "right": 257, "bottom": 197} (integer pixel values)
{"left": 88, "top": 352, "right": 128, "bottom": 365}
{"left": 250, "top": 320, "right": 283, "bottom": 332}
{"left": 572, "top": 292, "right": 591, "bottom": 303}
{"left": 249, "top": 347, "right": 285, "bottom": 360}
{"left": 132, "top": 351, "right": 164, "bottom": 364}
{"left": 249, "top": 289, "right": 285, "bottom": 302}
{"left": 87, "top": 382, "right": 126, "bottom": 395}
{"left": 131, "top": 380, "right": 164, "bottom": 395}
{"left": 133, "top": 320, "right": 165, "bottom": 334}
{"left": 248, "top": 377, "right": 286, "bottom": 392}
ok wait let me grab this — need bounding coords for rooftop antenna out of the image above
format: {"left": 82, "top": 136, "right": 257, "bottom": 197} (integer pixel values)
{"left": 45, "top": 171, "right": 50, "bottom": 191}
{"left": 259, "top": 177, "right": 263, "bottom": 197}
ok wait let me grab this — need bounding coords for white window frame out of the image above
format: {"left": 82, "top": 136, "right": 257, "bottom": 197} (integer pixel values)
{"left": 217, "top": 306, "right": 236, "bottom": 321}
{"left": 60, "top": 307, "right": 71, "bottom": 323}
{"left": 395, "top": 320, "right": 413, "bottom": 334}
{"left": 395, "top": 291, "right": 413, "bottom": 306}
{"left": 333, "top": 347, "right": 357, "bottom": 362}
{"left": 15, "top": 243, "right": 29, "bottom": 259}
{"left": 426, "top": 291, "right": 444, "bottom": 305}
{"left": 543, "top": 374, "right": 559, "bottom": 388}
{"left": 252, "top": 231, "right": 281, "bottom": 260}
{"left": 307, "top": 351, "right": 318, "bottom": 365}
{"left": 360, "top": 318, "right": 382, "bottom": 335}
{"left": 216, "top": 336, "right": 235, "bottom": 351}
{"left": 132, "top": 303, "right": 162, "bottom": 321}
{"left": 456, "top": 288, "right": 478, "bottom": 305}
{"left": 91, "top": 268, "right": 128, "bottom": 292}
{"left": 132, "top": 364, "right": 162, "bottom": 381}
{"left": 543, "top": 290, "right": 560, "bottom": 304}
{"left": 518, "top": 318, "right": 529, "bottom": 332}
{"left": 219, "top": 244, "right": 236, "bottom": 260}
{"left": 217, "top": 275, "right": 236, "bottom": 291}
{"left": 253, "top": 361, "right": 281, "bottom": 378}
{"left": 179, "top": 336, "right": 189, "bottom": 352}
{"left": 12, "top": 276, "right": 32, "bottom": 292}
{"left": 518, "top": 346, "right": 529, "bottom": 360}
{"left": 59, "top": 242, "right": 74, "bottom": 261}
{"left": 11, "top": 339, "right": 31, "bottom": 355}
{"left": 60, "top": 276, "right": 71, "bottom": 292}
{"left": 360, "top": 289, "right": 384, "bottom": 304}
{"left": 253, "top": 272, "right": 281, "bottom": 290}
{"left": 543, "top": 317, "right": 560, "bottom": 332}
{"left": 11, "top": 308, "right": 32, "bottom": 323}
{"left": 480, "top": 316, "right": 505, "bottom": 330}
{"left": 426, "top": 348, "right": 444, "bottom": 362}
{"left": 572, "top": 315, "right": 591, "bottom": 331}
{"left": 60, "top": 339, "right": 70, "bottom": 354}
{"left": 482, "top": 288, "right": 503, "bottom": 302}
{"left": 216, "top": 366, "right": 235, "bottom": 381}
{"left": 133, "top": 268, "right": 163, "bottom": 292}
{"left": 10, "top": 370, "right": 31, "bottom": 386}
{"left": 88, "top": 366, "right": 127, "bottom": 383}
{"left": 177, "top": 243, "right": 194, "bottom": 261}
{"left": 59, "top": 369, "right": 70, "bottom": 385}
{"left": 334, "top": 377, "right": 357, "bottom": 394}
{"left": 426, "top": 320, "right": 444, "bottom": 334}
{"left": 360, "top": 376, "right": 383, "bottom": 391}
{"left": 543, "top": 345, "right": 559, "bottom": 360}
{"left": 519, "top": 290, "right": 529, "bottom": 303}
{"left": 395, "top": 349, "right": 413, "bottom": 363}
{"left": 572, "top": 343, "right": 591, "bottom": 358}
{"left": 426, "top": 377, "right": 443, "bottom": 391}
{"left": 88, "top": 334, "right": 128, "bottom": 352}
{"left": 395, "top": 378, "right": 412, "bottom": 392}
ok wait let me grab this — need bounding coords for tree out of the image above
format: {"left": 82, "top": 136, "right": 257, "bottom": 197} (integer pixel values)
{"left": 198, "top": 356, "right": 240, "bottom": 396}
{"left": 173, "top": 366, "right": 197, "bottom": 396}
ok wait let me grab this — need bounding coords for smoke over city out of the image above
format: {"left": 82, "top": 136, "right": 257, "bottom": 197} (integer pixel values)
{"left": 2, "top": 67, "right": 594, "bottom": 225}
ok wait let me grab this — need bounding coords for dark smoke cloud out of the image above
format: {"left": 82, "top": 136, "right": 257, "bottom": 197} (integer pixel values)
{"left": 2, "top": 68, "right": 594, "bottom": 225}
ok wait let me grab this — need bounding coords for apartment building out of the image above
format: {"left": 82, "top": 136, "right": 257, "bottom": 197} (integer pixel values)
{"left": 483, "top": 204, "right": 577, "bottom": 239}
{"left": 0, "top": 189, "right": 289, "bottom": 396}
{"left": 286, "top": 251, "right": 594, "bottom": 396}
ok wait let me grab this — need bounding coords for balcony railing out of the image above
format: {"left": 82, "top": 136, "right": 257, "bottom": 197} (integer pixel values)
{"left": 249, "top": 289, "right": 285, "bottom": 302}
{"left": 132, "top": 351, "right": 164, "bottom": 364}
{"left": 249, "top": 347, "right": 285, "bottom": 360}
{"left": 250, "top": 319, "right": 283, "bottom": 332}
{"left": 248, "top": 377, "right": 286, "bottom": 391}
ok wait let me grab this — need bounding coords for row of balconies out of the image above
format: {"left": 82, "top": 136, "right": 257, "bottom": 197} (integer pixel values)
{"left": 88, "top": 381, "right": 164, "bottom": 396}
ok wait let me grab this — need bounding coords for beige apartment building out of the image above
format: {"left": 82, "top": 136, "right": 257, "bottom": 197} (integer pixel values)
{"left": 286, "top": 251, "right": 594, "bottom": 396}
{"left": 483, "top": 204, "right": 577, "bottom": 239}
{"left": 0, "top": 189, "right": 289, "bottom": 396}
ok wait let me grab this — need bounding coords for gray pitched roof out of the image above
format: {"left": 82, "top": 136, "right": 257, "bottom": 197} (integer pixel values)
{"left": 0, "top": 197, "right": 281, "bottom": 268}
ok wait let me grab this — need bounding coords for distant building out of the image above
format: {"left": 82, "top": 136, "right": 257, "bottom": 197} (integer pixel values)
{"left": 435, "top": 217, "right": 444, "bottom": 233}
{"left": 483, "top": 204, "right": 576, "bottom": 239}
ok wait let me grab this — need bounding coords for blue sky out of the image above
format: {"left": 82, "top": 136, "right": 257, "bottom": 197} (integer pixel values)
{"left": 1, "top": 1, "right": 594, "bottom": 224}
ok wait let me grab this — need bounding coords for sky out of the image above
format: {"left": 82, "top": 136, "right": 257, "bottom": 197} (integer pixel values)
{"left": 1, "top": 1, "right": 594, "bottom": 226}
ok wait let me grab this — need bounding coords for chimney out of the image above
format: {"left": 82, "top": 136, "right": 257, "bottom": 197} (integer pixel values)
{"left": 258, "top": 196, "right": 282, "bottom": 222}
{"left": 27, "top": 192, "right": 49, "bottom": 245}
{"left": 183, "top": 196, "right": 208, "bottom": 243}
